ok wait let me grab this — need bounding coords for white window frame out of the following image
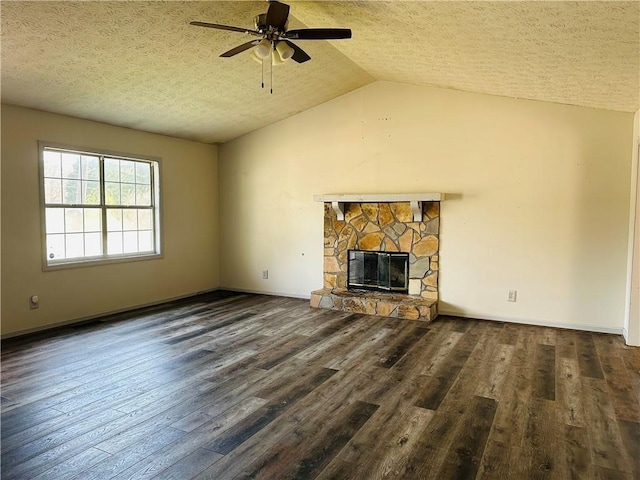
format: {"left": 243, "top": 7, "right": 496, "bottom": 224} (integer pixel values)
{"left": 38, "top": 141, "right": 163, "bottom": 270}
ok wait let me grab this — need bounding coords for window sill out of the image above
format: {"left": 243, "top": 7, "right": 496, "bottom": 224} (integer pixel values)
{"left": 43, "top": 252, "right": 163, "bottom": 271}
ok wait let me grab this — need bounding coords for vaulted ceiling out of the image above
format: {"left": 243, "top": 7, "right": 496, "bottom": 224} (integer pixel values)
{"left": 2, "top": 1, "right": 638, "bottom": 144}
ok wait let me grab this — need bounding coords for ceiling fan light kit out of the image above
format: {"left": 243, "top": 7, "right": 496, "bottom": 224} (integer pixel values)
{"left": 254, "top": 39, "right": 272, "bottom": 59}
{"left": 190, "top": 0, "right": 351, "bottom": 91}
{"left": 275, "top": 41, "right": 294, "bottom": 61}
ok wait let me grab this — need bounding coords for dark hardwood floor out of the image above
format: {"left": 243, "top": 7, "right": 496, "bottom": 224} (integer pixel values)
{"left": 1, "top": 291, "right": 639, "bottom": 479}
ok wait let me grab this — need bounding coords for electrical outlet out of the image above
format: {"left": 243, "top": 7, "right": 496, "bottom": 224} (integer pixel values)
{"left": 262, "top": 270, "right": 269, "bottom": 280}
{"left": 29, "top": 295, "right": 40, "bottom": 309}
{"left": 508, "top": 290, "right": 517, "bottom": 302}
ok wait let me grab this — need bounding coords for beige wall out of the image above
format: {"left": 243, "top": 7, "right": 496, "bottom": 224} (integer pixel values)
{"left": 219, "top": 81, "right": 634, "bottom": 333}
{"left": 1, "top": 105, "right": 219, "bottom": 336}
{"left": 625, "top": 109, "right": 640, "bottom": 345}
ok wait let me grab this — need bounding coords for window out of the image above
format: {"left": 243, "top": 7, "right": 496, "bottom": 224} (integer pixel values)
{"left": 39, "top": 143, "right": 161, "bottom": 268}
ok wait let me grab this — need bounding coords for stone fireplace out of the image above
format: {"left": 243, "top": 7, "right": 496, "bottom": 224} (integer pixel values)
{"left": 310, "top": 194, "right": 441, "bottom": 322}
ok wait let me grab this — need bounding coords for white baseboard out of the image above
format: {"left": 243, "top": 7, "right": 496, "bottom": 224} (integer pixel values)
{"left": 2, "top": 288, "right": 221, "bottom": 339}
{"left": 439, "top": 309, "right": 624, "bottom": 335}
{"left": 222, "top": 292, "right": 623, "bottom": 335}
{"left": 7, "top": 290, "right": 623, "bottom": 340}
{"left": 219, "top": 286, "right": 311, "bottom": 300}
{"left": 219, "top": 292, "right": 624, "bottom": 335}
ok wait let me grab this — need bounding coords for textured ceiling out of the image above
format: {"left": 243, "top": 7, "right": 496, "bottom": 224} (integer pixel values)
{"left": 0, "top": 1, "right": 373, "bottom": 143}
{"left": 293, "top": 1, "right": 639, "bottom": 114}
{"left": 1, "top": 1, "right": 639, "bottom": 144}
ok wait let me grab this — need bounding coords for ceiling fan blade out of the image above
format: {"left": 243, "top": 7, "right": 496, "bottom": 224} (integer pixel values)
{"left": 220, "top": 40, "right": 261, "bottom": 58}
{"left": 284, "top": 28, "right": 352, "bottom": 40}
{"left": 190, "top": 21, "right": 260, "bottom": 36}
{"left": 284, "top": 40, "right": 311, "bottom": 63}
{"left": 266, "top": 1, "right": 290, "bottom": 30}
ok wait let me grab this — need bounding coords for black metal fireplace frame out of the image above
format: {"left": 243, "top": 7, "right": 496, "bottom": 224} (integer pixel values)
{"left": 347, "top": 250, "right": 409, "bottom": 293}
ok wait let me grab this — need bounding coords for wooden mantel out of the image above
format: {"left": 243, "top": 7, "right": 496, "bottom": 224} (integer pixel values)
{"left": 313, "top": 193, "right": 443, "bottom": 221}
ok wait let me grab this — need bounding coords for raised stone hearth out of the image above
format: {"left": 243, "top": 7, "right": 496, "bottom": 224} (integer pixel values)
{"left": 311, "top": 194, "right": 441, "bottom": 322}
{"left": 310, "top": 288, "right": 437, "bottom": 321}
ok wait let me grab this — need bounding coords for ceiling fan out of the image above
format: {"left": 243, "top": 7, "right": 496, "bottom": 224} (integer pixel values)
{"left": 190, "top": 0, "right": 352, "bottom": 65}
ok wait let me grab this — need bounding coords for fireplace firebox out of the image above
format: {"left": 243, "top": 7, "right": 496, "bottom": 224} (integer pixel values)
{"left": 347, "top": 250, "right": 409, "bottom": 293}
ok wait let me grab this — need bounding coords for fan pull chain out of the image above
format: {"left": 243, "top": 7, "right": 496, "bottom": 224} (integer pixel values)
{"left": 261, "top": 57, "right": 265, "bottom": 89}
{"left": 270, "top": 53, "right": 273, "bottom": 94}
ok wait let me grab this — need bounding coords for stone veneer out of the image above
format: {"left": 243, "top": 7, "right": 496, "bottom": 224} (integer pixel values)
{"left": 311, "top": 201, "right": 440, "bottom": 322}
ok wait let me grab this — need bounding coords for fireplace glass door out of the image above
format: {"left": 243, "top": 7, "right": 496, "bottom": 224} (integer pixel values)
{"left": 347, "top": 250, "right": 409, "bottom": 293}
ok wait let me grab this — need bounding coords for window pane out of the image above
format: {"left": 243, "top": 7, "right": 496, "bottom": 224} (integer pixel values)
{"left": 43, "top": 148, "right": 160, "bottom": 265}
{"left": 136, "top": 185, "right": 151, "bottom": 206}
{"left": 123, "top": 231, "right": 138, "bottom": 253}
{"left": 44, "top": 151, "right": 62, "bottom": 178}
{"left": 121, "top": 184, "right": 135, "bottom": 206}
{"left": 123, "top": 209, "right": 137, "bottom": 230}
{"left": 120, "top": 161, "right": 135, "bottom": 183}
{"left": 65, "top": 233, "right": 84, "bottom": 258}
{"left": 47, "top": 234, "right": 65, "bottom": 261}
{"left": 105, "top": 182, "right": 121, "bottom": 205}
{"left": 84, "top": 208, "right": 101, "bottom": 232}
{"left": 84, "top": 232, "right": 102, "bottom": 256}
{"left": 44, "top": 178, "right": 62, "bottom": 204}
{"left": 46, "top": 208, "right": 65, "bottom": 234}
{"left": 82, "top": 181, "right": 100, "bottom": 204}
{"left": 139, "top": 230, "right": 153, "bottom": 251}
{"left": 61, "top": 153, "right": 81, "bottom": 179}
{"left": 138, "top": 209, "right": 151, "bottom": 230}
{"left": 81, "top": 156, "right": 100, "bottom": 180}
{"left": 136, "top": 162, "right": 150, "bottom": 184}
{"left": 107, "top": 209, "right": 122, "bottom": 231}
{"left": 62, "top": 179, "right": 82, "bottom": 204}
{"left": 65, "top": 208, "right": 83, "bottom": 233}
{"left": 107, "top": 232, "right": 123, "bottom": 254}
{"left": 105, "top": 158, "right": 120, "bottom": 182}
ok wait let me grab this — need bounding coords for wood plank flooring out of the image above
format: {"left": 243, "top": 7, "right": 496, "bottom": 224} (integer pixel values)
{"left": 1, "top": 291, "right": 639, "bottom": 479}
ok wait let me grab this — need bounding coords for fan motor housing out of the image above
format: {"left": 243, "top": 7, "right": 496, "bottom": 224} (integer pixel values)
{"left": 254, "top": 13, "right": 288, "bottom": 34}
